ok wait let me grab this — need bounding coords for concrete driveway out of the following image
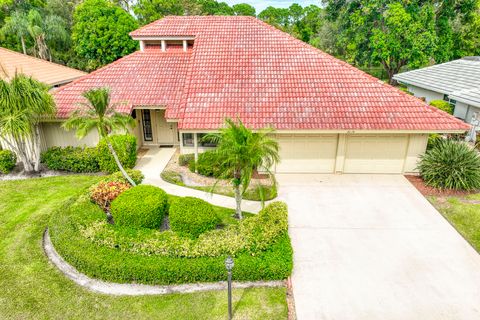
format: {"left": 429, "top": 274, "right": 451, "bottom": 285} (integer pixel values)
{"left": 277, "top": 174, "right": 480, "bottom": 320}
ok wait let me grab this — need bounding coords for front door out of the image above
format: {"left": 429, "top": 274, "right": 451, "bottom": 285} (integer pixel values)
{"left": 156, "top": 110, "right": 175, "bottom": 145}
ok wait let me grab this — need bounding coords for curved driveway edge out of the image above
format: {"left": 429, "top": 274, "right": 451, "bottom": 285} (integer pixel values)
{"left": 43, "top": 228, "right": 284, "bottom": 296}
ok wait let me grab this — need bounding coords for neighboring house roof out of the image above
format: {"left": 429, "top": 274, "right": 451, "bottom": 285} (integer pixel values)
{"left": 54, "top": 16, "right": 468, "bottom": 132}
{"left": 393, "top": 57, "right": 480, "bottom": 108}
{"left": 449, "top": 87, "right": 480, "bottom": 108}
{"left": 0, "top": 47, "right": 86, "bottom": 86}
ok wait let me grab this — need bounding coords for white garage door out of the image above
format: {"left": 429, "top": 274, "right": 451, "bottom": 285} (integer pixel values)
{"left": 276, "top": 134, "right": 338, "bottom": 173}
{"left": 344, "top": 135, "right": 408, "bottom": 174}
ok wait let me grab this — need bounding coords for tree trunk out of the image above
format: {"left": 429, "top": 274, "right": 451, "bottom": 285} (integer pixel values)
{"left": 33, "top": 124, "right": 42, "bottom": 172}
{"left": 234, "top": 184, "right": 243, "bottom": 219}
{"left": 106, "top": 139, "right": 136, "bottom": 186}
{"left": 20, "top": 36, "right": 26, "bottom": 55}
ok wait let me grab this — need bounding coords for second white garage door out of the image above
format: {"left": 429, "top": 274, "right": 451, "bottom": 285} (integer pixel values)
{"left": 276, "top": 134, "right": 338, "bottom": 173}
{"left": 343, "top": 135, "right": 408, "bottom": 173}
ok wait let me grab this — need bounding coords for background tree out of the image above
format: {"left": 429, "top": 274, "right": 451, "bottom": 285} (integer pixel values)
{"left": 370, "top": 3, "right": 436, "bottom": 84}
{"left": 232, "top": 3, "right": 255, "bottom": 16}
{"left": 0, "top": 74, "right": 55, "bottom": 172}
{"left": 1, "top": 10, "right": 29, "bottom": 54}
{"left": 205, "top": 119, "right": 280, "bottom": 219}
{"left": 62, "top": 87, "right": 137, "bottom": 186}
{"left": 72, "top": 0, "right": 138, "bottom": 71}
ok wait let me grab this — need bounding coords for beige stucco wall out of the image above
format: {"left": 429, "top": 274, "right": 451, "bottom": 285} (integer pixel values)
{"left": 178, "top": 131, "right": 429, "bottom": 174}
{"left": 40, "top": 122, "right": 99, "bottom": 150}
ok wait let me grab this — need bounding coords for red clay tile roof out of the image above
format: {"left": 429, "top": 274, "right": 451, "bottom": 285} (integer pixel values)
{"left": 55, "top": 16, "right": 469, "bottom": 131}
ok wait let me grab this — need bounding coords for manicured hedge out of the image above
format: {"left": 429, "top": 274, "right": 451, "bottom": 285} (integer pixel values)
{"left": 110, "top": 185, "right": 168, "bottom": 229}
{"left": 0, "top": 150, "right": 16, "bottom": 174}
{"left": 189, "top": 150, "right": 231, "bottom": 178}
{"left": 97, "top": 134, "right": 137, "bottom": 173}
{"left": 49, "top": 193, "right": 292, "bottom": 285}
{"left": 41, "top": 146, "right": 99, "bottom": 173}
{"left": 169, "top": 197, "right": 220, "bottom": 238}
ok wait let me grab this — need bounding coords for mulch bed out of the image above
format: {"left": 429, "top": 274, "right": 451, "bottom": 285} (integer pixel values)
{"left": 405, "top": 175, "right": 473, "bottom": 197}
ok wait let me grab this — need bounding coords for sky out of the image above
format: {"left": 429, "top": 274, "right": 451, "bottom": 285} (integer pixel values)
{"left": 224, "top": 0, "right": 322, "bottom": 13}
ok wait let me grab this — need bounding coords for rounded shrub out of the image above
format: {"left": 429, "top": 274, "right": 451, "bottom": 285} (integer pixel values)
{"left": 0, "top": 150, "right": 16, "bottom": 174}
{"left": 169, "top": 197, "right": 220, "bottom": 238}
{"left": 110, "top": 185, "right": 168, "bottom": 229}
{"left": 97, "top": 134, "right": 137, "bottom": 173}
{"left": 418, "top": 139, "right": 480, "bottom": 190}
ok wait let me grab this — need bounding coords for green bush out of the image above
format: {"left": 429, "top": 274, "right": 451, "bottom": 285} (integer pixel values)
{"left": 178, "top": 153, "right": 194, "bottom": 166}
{"left": 103, "top": 169, "right": 144, "bottom": 185}
{"left": 189, "top": 150, "right": 230, "bottom": 178}
{"left": 97, "top": 134, "right": 137, "bottom": 173}
{"left": 81, "top": 201, "right": 288, "bottom": 258}
{"left": 169, "top": 197, "right": 220, "bottom": 238}
{"left": 418, "top": 139, "right": 480, "bottom": 190}
{"left": 0, "top": 150, "right": 16, "bottom": 174}
{"left": 49, "top": 195, "right": 293, "bottom": 285}
{"left": 110, "top": 185, "right": 168, "bottom": 229}
{"left": 427, "top": 134, "right": 442, "bottom": 150}
{"left": 41, "top": 146, "right": 99, "bottom": 173}
{"left": 430, "top": 100, "right": 454, "bottom": 115}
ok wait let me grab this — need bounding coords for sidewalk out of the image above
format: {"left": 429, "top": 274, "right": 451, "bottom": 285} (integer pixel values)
{"left": 135, "top": 147, "right": 264, "bottom": 213}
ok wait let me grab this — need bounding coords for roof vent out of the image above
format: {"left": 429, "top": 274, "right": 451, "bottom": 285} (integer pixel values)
{"left": 462, "top": 56, "right": 480, "bottom": 62}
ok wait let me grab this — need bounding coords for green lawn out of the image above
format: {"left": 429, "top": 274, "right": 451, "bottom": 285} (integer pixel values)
{"left": 430, "top": 193, "right": 480, "bottom": 251}
{"left": 0, "top": 176, "right": 287, "bottom": 319}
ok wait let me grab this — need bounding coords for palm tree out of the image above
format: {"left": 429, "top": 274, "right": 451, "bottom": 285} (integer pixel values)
{"left": 0, "top": 74, "right": 56, "bottom": 172}
{"left": 205, "top": 118, "right": 280, "bottom": 219}
{"left": 1, "top": 10, "right": 29, "bottom": 54}
{"left": 62, "top": 87, "right": 137, "bottom": 186}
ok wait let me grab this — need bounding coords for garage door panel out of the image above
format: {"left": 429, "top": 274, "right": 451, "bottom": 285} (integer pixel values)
{"left": 344, "top": 135, "right": 408, "bottom": 174}
{"left": 277, "top": 135, "right": 338, "bottom": 173}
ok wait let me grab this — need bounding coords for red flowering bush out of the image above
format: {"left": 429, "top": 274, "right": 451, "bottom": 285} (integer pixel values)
{"left": 89, "top": 181, "right": 131, "bottom": 212}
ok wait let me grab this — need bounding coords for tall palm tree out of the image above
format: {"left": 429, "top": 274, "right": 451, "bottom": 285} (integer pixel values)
{"left": 205, "top": 118, "right": 280, "bottom": 219}
{"left": 1, "top": 10, "right": 29, "bottom": 54}
{"left": 62, "top": 87, "right": 137, "bottom": 186}
{"left": 0, "top": 74, "right": 56, "bottom": 172}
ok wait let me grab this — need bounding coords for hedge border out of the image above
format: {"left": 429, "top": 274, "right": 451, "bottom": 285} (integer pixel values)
{"left": 49, "top": 194, "right": 293, "bottom": 285}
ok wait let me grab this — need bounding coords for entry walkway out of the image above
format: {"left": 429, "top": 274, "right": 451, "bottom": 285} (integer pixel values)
{"left": 135, "top": 147, "right": 263, "bottom": 213}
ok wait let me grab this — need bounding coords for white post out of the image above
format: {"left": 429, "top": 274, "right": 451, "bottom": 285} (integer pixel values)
{"left": 183, "top": 40, "right": 188, "bottom": 52}
{"left": 139, "top": 40, "right": 145, "bottom": 51}
{"left": 193, "top": 133, "right": 198, "bottom": 173}
{"left": 161, "top": 40, "right": 166, "bottom": 52}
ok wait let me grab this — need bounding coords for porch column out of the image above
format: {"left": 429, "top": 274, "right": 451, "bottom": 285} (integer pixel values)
{"left": 193, "top": 133, "right": 199, "bottom": 173}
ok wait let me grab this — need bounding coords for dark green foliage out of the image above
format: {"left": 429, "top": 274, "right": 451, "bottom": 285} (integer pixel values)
{"left": 49, "top": 193, "right": 293, "bottom": 285}
{"left": 72, "top": 0, "right": 138, "bottom": 71}
{"left": 418, "top": 139, "right": 480, "bottom": 190}
{"left": 178, "top": 153, "right": 194, "bottom": 166}
{"left": 427, "top": 134, "right": 442, "bottom": 150}
{"left": 103, "top": 169, "right": 144, "bottom": 185}
{"left": 110, "top": 185, "right": 168, "bottom": 229}
{"left": 430, "top": 100, "right": 454, "bottom": 115}
{"left": 189, "top": 150, "right": 228, "bottom": 178}
{"left": 97, "top": 134, "right": 137, "bottom": 174}
{"left": 0, "top": 150, "right": 16, "bottom": 173}
{"left": 169, "top": 197, "right": 220, "bottom": 238}
{"left": 41, "top": 146, "right": 99, "bottom": 172}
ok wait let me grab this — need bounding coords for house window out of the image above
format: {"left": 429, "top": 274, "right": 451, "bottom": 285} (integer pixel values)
{"left": 182, "top": 133, "right": 194, "bottom": 147}
{"left": 443, "top": 94, "right": 457, "bottom": 107}
{"left": 142, "top": 110, "right": 153, "bottom": 142}
{"left": 198, "top": 133, "right": 217, "bottom": 147}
